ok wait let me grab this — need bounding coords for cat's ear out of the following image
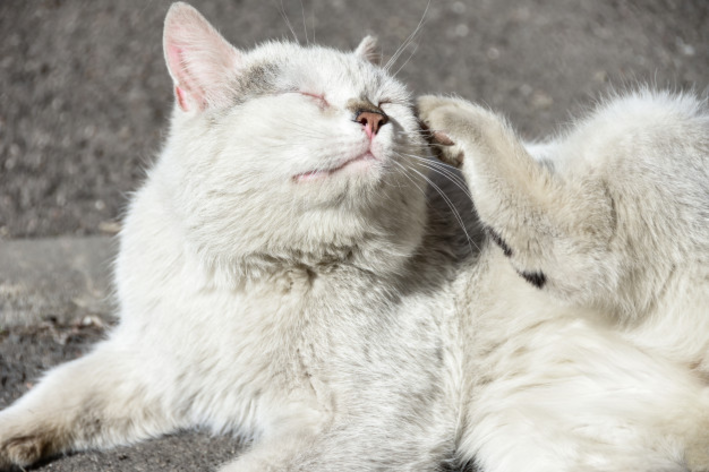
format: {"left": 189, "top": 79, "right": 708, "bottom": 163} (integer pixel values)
{"left": 163, "top": 2, "right": 242, "bottom": 112}
{"left": 355, "top": 36, "right": 382, "bottom": 64}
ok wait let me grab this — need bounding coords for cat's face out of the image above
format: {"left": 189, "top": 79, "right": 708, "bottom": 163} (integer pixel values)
{"left": 158, "top": 3, "right": 428, "bottom": 273}
{"left": 201, "top": 41, "right": 417, "bottom": 204}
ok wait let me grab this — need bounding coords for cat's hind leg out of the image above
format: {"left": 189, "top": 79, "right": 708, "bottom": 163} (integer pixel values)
{"left": 0, "top": 337, "right": 182, "bottom": 469}
{"left": 455, "top": 318, "right": 709, "bottom": 472}
{"left": 417, "top": 95, "right": 617, "bottom": 304}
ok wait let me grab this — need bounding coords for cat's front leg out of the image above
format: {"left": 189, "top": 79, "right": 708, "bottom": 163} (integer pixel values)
{"left": 417, "top": 95, "right": 507, "bottom": 170}
{"left": 219, "top": 422, "right": 447, "bottom": 472}
{"left": 0, "top": 338, "right": 182, "bottom": 469}
{"left": 417, "top": 94, "right": 559, "bottom": 283}
{"left": 216, "top": 409, "right": 326, "bottom": 472}
{"left": 417, "top": 94, "right": 557, "bottom": 228}
{"left": 418, "top": 95, "right": 616, "bottom": 300}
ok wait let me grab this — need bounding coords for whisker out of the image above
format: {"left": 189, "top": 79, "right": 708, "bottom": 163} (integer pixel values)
{"left": 389, "top": 159, "right": 432, "bottom": 203}
{"left": 421, "top": 163, "right": 473, "bottom": 203}
{"left": 401, "top": 160, "right": 479, "bottom": 253}
{"left": 392, "top": 37, "right": 420, "bottom": 77}
{"left": 393, "top": 145, "right": 472, "bottom": 194}
{"left": 311, "top": 1, "right": 316, "bottom": 43}
{"left": 384, "top": 0, "right": 430, "bottom": 72}
{"left": 277, "top": 0, "right": 300, "bottom": 44}
{"left": 400, "top": 152, "right": 473, "bottom": 201}
{"left": 298, "top": 0, "right": 309, "bottom": 45}
{"left": 392, "top": 159, "right": 479, "bottom": 253}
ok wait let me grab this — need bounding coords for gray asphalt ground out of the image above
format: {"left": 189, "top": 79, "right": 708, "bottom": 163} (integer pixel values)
{"left": 1, "top": 0, "right": 708, "bottom": 470}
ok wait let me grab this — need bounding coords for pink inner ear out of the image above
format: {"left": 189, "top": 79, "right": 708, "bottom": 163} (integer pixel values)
{"left": 163, "top": 3, "right": 242, "bottom": 112}
{"left": 175, "top": 85, "right": 189, "bottom": 111}
{"left": 167, "top": 44, "right": 183, "bottom": 70}
{"left": 166, "top": 40, "right": 203, "bottom": 110}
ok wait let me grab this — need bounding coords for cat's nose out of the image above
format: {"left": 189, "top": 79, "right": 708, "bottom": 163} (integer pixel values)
{"left": 356, "top": 111, "right": 388, "bottom": 139}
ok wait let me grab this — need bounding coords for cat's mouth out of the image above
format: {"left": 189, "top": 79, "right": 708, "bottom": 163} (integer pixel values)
{"left": 294, "top": 151, "right": 378, "bottom": 183}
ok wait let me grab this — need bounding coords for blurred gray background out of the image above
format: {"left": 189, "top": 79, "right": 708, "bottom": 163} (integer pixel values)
{"left": 0, "top": 0, "right": 708, "bottom": 470}
{"left": 1, "top": 0, "right": 707, "bottom": 239}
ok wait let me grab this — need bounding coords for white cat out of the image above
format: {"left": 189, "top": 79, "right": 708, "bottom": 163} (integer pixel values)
{"left": 0, "top": 3, "right": 470, "bottom": 471}
{"left": 8, "top": 3, "right": 706, "bottom": 471}
{"left": 419, "top": 90, "right": 709, "bottom": 471}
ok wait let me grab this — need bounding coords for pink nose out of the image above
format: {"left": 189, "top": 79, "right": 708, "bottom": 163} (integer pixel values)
{"left": 356, "top": 111, "right": 388, "bottom": 138}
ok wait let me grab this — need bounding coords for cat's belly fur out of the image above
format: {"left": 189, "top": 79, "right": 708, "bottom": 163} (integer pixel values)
{"left": 453, "top": 248, "right": 709, "bottom": 472}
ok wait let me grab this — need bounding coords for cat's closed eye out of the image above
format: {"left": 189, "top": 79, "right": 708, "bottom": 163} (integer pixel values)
{"left": 298, "top": 91, "right": 329, "bottom": 108}
{"left": 378, "top": 99, "right": 409, "bottom": 114}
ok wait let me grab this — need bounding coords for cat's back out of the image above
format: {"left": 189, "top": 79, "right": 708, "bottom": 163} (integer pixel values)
{"left": 554, "top": 90, "right": 709, "bottom": 176}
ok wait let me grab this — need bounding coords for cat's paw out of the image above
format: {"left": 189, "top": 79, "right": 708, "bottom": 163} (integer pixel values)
{"left": 418, "top": 95, "right": 502, "bottom": 139}
{"left": 417, "top": 95, "right": 507, "bottom": 170}
{"left": 1, "top": 434, "right": 46, "bottom": 469}
{"left": 417, "top": 94, "right": 477, "bottom": 124}
{"left": 0, "top": 412, "right": 63, "bottom": 470}
{"left": 416, "top": 95, "right": 468, "bottom": 168}
{"left": 417, "top": 95, "right": 522, "bottom": 184}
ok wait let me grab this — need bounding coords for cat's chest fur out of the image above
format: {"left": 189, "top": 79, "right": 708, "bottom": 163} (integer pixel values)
{"left": 117, "top": 220, "right": 452, "bottom": 434}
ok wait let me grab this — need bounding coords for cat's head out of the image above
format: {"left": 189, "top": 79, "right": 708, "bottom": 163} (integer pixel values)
{"left": 157, "top": 3, "right": 429, "bottom": 278}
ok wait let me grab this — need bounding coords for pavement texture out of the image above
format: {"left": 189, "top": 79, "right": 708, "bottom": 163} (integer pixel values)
{"left": 1, "top": 0, "right": 708, "bottom": 470}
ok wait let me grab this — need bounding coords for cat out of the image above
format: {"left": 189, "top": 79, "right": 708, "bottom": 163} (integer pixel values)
{"left": 418, "top": 90, "right": 709, "bottom": 471}
{"left": 10, "top": 3, "right": 706, "bottom": 471}
{"left": 0, "top": 3, "right": 476, "bottom": 471}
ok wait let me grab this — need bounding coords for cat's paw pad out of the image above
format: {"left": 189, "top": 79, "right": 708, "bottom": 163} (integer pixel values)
{"left": 417, "top": 95, "right": 513, "bottom": 169}
{"left": 419, "top": 122, "right": 465, "bottom": 168}
{"left": 417, "top": 96, "right": 469, "bottom": 167}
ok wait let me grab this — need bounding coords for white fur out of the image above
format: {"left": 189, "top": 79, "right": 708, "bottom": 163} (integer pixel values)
{"left": 0, "top": 4, "right": 463, "bottom": 471}
{"left": 5, "top": 3, "right": 707, "bottom": 471}
{"left": 419, "top": 90, "right": 709, "bottom": 472}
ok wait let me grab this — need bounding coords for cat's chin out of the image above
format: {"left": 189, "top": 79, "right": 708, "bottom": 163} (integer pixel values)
{"left": 294, "top": 151, "right": 379, "bottom": 183}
